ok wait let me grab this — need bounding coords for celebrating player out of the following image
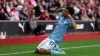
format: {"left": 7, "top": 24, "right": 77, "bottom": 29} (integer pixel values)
{"left": 35, "top": 8, "right": 76, "bottom": 54}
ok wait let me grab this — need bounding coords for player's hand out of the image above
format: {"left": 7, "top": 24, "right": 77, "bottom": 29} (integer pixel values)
{"left": 68, "top": 14, "right": 72, "bottom": 19}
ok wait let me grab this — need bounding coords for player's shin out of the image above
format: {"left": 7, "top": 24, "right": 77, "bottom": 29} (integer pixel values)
{"left": 51, "top": 49, "right": 66, "bottom": 54}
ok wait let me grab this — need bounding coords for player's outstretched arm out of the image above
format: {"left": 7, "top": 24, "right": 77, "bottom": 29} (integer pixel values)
{"left": 68, "top": 14, "right": 76, "bottom": 28}
{"left": 55, "top": 8, "right": 65, "bottom": 14}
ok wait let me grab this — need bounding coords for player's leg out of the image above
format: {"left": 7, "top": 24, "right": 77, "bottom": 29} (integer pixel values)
{"left": 38, "top": 48, "right": 66, "bottom": 54}
{"left": 37, "top": 38, "right": 66, "bottom": 54}
{"left": 34, "top": 48, "right": 39, "bottom": 53}
{"left": 39, "top": 48, "right": 51, "bottom": 54}
{"left": 51, "top": 49, "right": 66, "bottom": 54}
{"left": 35, "top": 38, "right": 66, "bottom": 54}
{"left": 35, "top": 38, "right": 49, "bottom": 54}
{"left": 36, "top": 38, "right": 55, "bottom": 54}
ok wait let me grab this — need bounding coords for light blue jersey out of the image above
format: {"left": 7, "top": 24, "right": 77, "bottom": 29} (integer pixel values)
{"left": 48, "top": 12, "right": 71, "bottom": 46}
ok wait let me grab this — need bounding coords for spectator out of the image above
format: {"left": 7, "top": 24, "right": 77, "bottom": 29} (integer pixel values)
{"left": 0, "top": 0, "right": 99, "bottom": 21}
{"left": 40, "top": 10, "right": 51, "bottom": 20}
{"left": 9, "top": 5, "right": 20, "bottom": 21}
{"left": 96, "top": 6, "right": 100, "bottom": 19}
{"left": 95, "top": 6, "right": 100, "bottom": 32}
{"left": 0, "top": 0, "right": 9, "bottom": 15}
{"left": 28, "top": 9, "right": 36, "bottom": 20}
{"left": 0, "top": 8, "right": 8, "bottom": 20}
{"left": 17, "top": 0, "right": 25, "bottom": 5}
{"left": 79, "top": 9, "right": 91, "bottom": 21}
{"left": 28, "top": 0, "right": 37, "bottom": 7}
{"left": 19, "top": 6, "right": 29, "bottom": 20}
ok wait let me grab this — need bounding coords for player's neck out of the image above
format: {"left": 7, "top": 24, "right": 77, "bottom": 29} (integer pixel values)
{"left": 64, "top": 16, "right": 69, "bottom": 18}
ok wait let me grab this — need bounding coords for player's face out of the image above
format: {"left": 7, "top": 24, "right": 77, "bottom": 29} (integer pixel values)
{"left": 62, "top": 9, "right": 69, "bottom": 17}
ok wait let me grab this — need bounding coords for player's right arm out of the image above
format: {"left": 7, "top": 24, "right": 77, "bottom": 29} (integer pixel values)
{"left": 55, "top": 8, "right": 65, "bottom": 18}
{"left": 55, "top": 8, "right": 63, "bottom": 14}
{"left": 68, "top": 14, "right": 76, "bottom": 28}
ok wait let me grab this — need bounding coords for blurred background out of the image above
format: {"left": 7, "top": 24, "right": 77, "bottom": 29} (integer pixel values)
{"left": 0, "top": 1, "right": 100, "bottom": 56}
{"left": 0, "top": 0, "right": 100, "bottom": 37}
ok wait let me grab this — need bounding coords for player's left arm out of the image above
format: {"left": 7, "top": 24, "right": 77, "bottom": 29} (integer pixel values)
{"left": 68, "top": 15, "right": 76, "bottom": 29}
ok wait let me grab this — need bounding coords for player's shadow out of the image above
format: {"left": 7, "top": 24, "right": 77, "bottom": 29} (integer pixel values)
{"left": 34, "top": 53, "right": 65, "bottom": 56}
{"left": 34, "top": 52, "right": 66, "bottom": 56}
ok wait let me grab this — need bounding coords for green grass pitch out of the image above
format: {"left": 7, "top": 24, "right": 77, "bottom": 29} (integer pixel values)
{"left": 0, "top": 39, "right": 100, "bottom": 56}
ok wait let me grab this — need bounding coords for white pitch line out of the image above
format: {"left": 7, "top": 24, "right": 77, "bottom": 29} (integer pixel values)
{"left": 0, "top": 44, "right": 100, "bottom": 56}
{"left": 0, "top": 51, "right": 34, "bottom": 56}
{"left": 60, "top": 45, "right": 100, "bottom": 49}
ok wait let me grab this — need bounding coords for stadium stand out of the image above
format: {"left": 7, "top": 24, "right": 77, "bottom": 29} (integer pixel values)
{"left": 0, "top": 0, "right": 100, "bottom": 35}
{"left": 0, "top": 0, "right": 100, "bottom": 21}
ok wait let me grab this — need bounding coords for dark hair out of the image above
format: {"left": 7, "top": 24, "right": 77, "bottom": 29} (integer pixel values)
{"left": 66, "top": 6, "right": 74, "bottom": 15}
{"left": 62, "top": 8, "right": 69, "bottom": 13}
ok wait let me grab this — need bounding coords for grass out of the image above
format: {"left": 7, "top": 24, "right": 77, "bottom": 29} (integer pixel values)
{"left": 0, "top": 39, "right": 100, "bottom": 56}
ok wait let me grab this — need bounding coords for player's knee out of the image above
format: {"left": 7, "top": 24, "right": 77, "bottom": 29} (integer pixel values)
{"left": 34, "top": 49, "right": 39, "bottom": 53}
{"left": 39, "top": 48, "right": 46, "bottom": 54}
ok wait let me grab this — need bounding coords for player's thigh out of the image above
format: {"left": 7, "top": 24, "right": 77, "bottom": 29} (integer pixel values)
{"left": 41, "top": 39, "right": 55, "bottom": 50}
{"left": 37, "top": 38, "right": 48, "bottom": 50}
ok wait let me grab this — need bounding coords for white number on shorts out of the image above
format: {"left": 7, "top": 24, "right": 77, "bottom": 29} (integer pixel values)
{"left": 49, "top": 41, "right": 54, "bottom": 45}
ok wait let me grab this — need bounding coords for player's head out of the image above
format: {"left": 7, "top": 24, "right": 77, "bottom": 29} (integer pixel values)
{"left": 62, "top": 8, "right": 69, "bottom": 17}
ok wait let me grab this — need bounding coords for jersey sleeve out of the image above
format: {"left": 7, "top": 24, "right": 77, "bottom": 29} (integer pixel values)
{"left": 64, "top": 19, "right": 71, "bottom": 24}
{"left": 58, "top": 12, "right": 62, "bottom": 18}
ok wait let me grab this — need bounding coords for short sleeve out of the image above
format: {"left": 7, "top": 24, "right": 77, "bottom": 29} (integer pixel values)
{"left": 58, "top": 12, "right": 62, "bottom": 18}
{"left": 64, "top": 19, "right": 71, "bottom": 24}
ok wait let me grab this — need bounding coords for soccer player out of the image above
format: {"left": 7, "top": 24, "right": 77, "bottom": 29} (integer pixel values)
{"left": 35, "top": 8, "right": 76, "bottom": 54}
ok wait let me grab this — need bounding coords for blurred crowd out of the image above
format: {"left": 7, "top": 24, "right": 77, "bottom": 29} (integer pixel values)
{"left": 0, "top": 0, "right": 100, "bottom": 21}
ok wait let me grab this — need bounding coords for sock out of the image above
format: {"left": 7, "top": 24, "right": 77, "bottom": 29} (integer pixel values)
{"left": 51, "top": 49, "right": 66, "bottom": 54}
